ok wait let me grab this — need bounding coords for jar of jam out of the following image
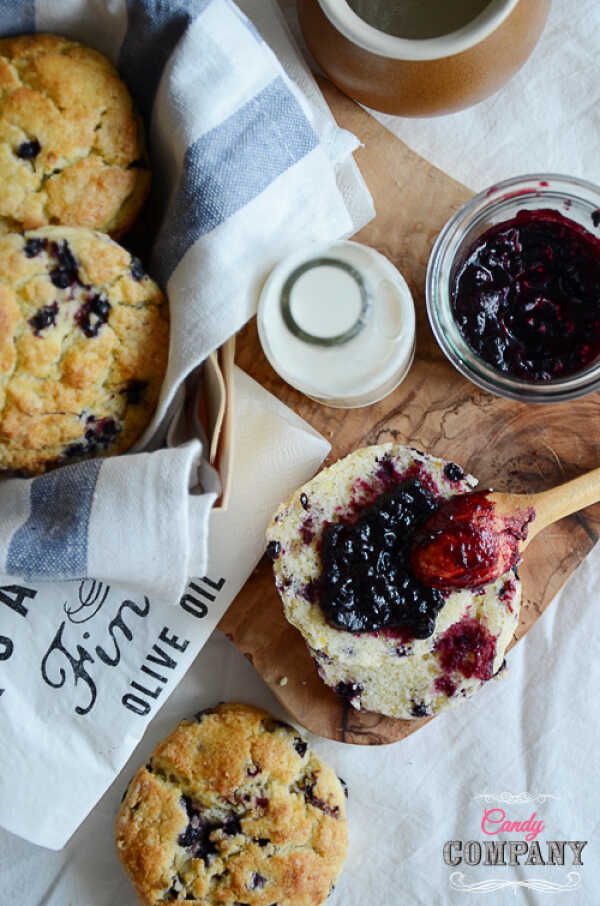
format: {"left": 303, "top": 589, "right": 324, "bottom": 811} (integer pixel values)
{"left": 427, "top": 174, "right": 600, "bottom": 403}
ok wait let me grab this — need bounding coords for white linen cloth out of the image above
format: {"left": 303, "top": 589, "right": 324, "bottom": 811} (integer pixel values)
{"left": 0, "top": 0, "right": 374, "bottom": 601}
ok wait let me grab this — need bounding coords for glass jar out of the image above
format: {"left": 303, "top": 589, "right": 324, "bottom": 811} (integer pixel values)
{"left": 257, "top": 240, "right": 416, "bottom": 408}
{"left": 426, "top": 173, "right": 600, "bottom": 403}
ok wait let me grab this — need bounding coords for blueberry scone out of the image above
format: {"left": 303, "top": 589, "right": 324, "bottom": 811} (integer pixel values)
{"left": 115, "top": 703, "right": 348, "bottom": 906}
{"left": 0, "top": 227, "right": 168, "bottom": 473}
{"left": 266, "top": 445, "right": 521, "bottom": 720}
{"left": 0, "top": 34, "right": 149, "bottom": 237}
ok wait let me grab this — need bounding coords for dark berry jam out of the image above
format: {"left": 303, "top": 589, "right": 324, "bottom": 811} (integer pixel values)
{"left": 434, "top": 617, "right": 497, "bottom": 681}
{"left": 319, "top": 479, "right": 444, "bottom": 637}
{"left": 411, "top": 491, "right": 535, "bottom": 590}
{"left": 452, "top": 209, "right": 600, "bottom": 382}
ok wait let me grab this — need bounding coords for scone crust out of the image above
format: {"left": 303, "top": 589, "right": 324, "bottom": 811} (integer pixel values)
{"left": 0, "top": 226, "right": 168, "bottom": 473}
{"left": 0, "top": 33, "right": 149, "bottom": 237}
{"left": 115, "top": 703, "right": 348, "bottom": 906}
{"left": 266, "top": 444, "right": 521, "bottom": 720}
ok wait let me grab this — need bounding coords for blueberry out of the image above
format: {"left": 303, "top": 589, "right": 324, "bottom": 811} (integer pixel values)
{"left": 334, "top": 681, "right": 362, "bottom": 701}
{"left": 64, "top": 416, "right": 120, "bottom": 460}
{"left": 50, "top": 268, "right": 71, "bottom": 289}
{"left": 28, "top": 301, "right": 58, "bottom": 334}
{"left": 256, "top": 838, "right": 270, "bottom": 847}
{"left": 247, "top": 763, "right": 261, "bottom": 777}
{"left": 49, "top": 241, "right": 79, "bottom": 289}
{"left": 266, "top": 540, "right": 281, "bottom": 560}
{"left": 222, "top": 814, "right": 241, "bottom": 836}
{"left": 293, "top": 737, "right": 307, "bottom": 757}
{"left": 300, "top": 776, "right": 341, "bottom": 818}
{"left": 300, "top": 579, "right": 320, "bottom": 603}
{"left": 64, "top": 442, "right": 87, "bottom": 459}
{"left": 16, "top": 139, "right": 41, "bottom": 159}
{"left": 130, "top": 256, "right": 145, "bottom": 281}
{"left": 410, "top": 701, "right": 429, "bottom": 718}
{"left": 76, "top": 294, "right": 111, "bottom": 337}
{"left": 24, "top": 237, "right": 46, "bottom": 258}
{"left": 177, "top": 797, "right": 218, "bottom": 865}
{"left": 55, "top": 241, "right": 78, "bottom": 274}
{"left": 249, "top": 873, "right": 266, "bottom": 890}
{"left": 443, "top": 462, "right": 465, "bottom": 482}
{"left": 300, "top": 493, "right": 310, "bottom": 510}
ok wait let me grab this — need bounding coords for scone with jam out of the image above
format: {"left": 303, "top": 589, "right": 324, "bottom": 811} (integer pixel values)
{"left": 116, "top": 703, "right": 348, "bottom": 906}
{"left": 0, "top": 34, "right": 149, "bottom": 237}
{"left": 267, "top": 444, "right": 521, "bottom": 720}
{"left": 0, "top": 227, "right": 168, "bottom": 473}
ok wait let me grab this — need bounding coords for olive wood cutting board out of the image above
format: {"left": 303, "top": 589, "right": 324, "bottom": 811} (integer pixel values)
{"left": 219, "top": 80, "right": 600, "bottom": 745}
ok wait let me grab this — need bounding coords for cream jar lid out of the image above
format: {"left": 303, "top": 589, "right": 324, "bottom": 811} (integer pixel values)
{"left": 257, "top": 240, "right": 415, "bottom": 408}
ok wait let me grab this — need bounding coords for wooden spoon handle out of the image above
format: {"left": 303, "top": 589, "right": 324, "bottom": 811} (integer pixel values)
{"left": 525, "top": 466, "right": 600, "bottom": 543}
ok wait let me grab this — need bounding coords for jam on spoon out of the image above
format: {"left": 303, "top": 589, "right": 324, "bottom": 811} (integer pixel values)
{"left": 452, "top": 208, "right": 600, "bottom": 382}
{"left": 410, "top": 491, "right": 535, "bottom": 590}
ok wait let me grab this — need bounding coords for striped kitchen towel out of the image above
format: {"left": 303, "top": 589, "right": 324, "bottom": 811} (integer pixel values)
{"left": 0, "top": 0, "right": 374, "bottom": 602}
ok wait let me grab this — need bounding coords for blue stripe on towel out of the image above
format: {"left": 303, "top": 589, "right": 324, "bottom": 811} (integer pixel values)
{"left": 0, "top": 0, "right": 35, "bottom": 34}
{"left": 119, "top": 0, "right": 212, "bottom": 121}
{"left": 6, "top": 460, "right": 102, "bottom": 578}
{"left": 154, "top": 75, "right": 319, "bottom": 284}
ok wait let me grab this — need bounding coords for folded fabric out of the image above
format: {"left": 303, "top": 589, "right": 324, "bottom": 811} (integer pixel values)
{"left": 0, "top": 442, "right": 219, "bottom": 602}
{"left": 0, "top": 0, "right": 374, "bottom": 598}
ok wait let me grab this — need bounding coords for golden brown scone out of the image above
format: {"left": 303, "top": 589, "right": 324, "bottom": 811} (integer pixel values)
{"left": 0, "top": 226, "right": 168, "bottom": 473}
{"left": 115, "top": 703, "right": 348, "bottom": 906}
{"left": 0, "top": 33, "right": 150, "bottom": 237}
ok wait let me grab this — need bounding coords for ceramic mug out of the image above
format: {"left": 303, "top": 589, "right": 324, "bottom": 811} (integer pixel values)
{"left": 297, "top": 0, "right": 551, "bottom": 116}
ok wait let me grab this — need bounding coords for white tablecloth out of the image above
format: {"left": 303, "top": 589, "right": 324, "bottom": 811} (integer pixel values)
{"left": 4, "top": 1, "right": 600, "bottom": 903}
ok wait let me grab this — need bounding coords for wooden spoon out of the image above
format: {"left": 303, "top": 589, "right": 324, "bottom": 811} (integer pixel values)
{"left": 411, "top": 467, "right": 600, "bottom": 590}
